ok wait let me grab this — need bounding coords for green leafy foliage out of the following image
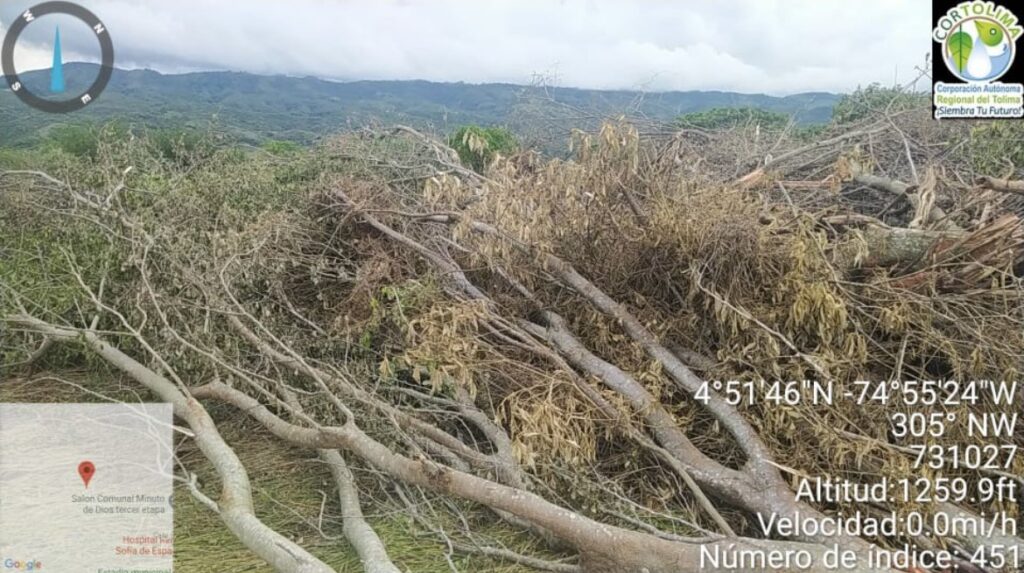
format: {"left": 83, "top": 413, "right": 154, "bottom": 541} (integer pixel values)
{"left": 46, "top": 123, "right": 129, "bottom": 159}
{"left": 949, "top": 31, "right": 974, "bottom": 72}
{"left": 46, "top": 124, "right": 100, "bottom": 158}
{"left": 43, "top": 122, "right": 220, "bottom": 168}
{"left": 261, "top": 139, "right": 302, "bottom": 155}
{"left": 832, "top": 84, "right": 927, "bottom": 124}
{"left": 792, "top": 123, "right": 829, "bottom": 141}
{"left": 676, "top": 107, "right": 792, "bottom": 131}
{"left": 448, "top": 125, "right": 519, "bottom": 172}
{"left": 147, "top": 129, "right": 219, "bottom": 167}
{"left": 0, "top": 127, "right": 309, "bottom": 339}
{"left": 0, "top": 146, "right": 45, "bottom": 169}
{"left": 0, "top": 169, "right": 126, "bottom": 339}
{"left": 969, "top": 121, "right": 1024, "bottom": 177}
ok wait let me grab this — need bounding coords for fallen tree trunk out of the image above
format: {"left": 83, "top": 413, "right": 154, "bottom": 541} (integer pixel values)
{"left": 319, "top": 450, "right": 403, "bottom": 573}
{"left": 191, "top": 380, "right": 892, "bottom": 573}
{"left": 833, "top": 224, "right": 965, "bottom": 269}
{"left": 976, "top": 176, "right": 1024, "bottom": 195}
{"left": 7, "top": 315, "right": 337, "bottom": 573}
{"left": 830, "top": 214, "right": 1024, "bottom": 289}
{"left": 851, "top": 172, "right": 961, "bottom": 231}
{"left": 7, "top": 312, "right": 894, "bottom": 572}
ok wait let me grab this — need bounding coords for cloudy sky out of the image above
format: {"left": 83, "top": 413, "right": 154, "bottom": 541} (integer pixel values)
{"left": 1, "top": 0, "right": 931, "bottom": 94}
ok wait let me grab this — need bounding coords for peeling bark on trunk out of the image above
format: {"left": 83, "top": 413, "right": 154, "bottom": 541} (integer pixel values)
{"left": 834, "top": 225, "right": 965, "bottom": 270}
{"left": 831, "top": 214, "right": 1024, "bottom": 291}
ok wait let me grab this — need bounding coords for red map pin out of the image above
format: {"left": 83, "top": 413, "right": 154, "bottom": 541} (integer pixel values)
{"left": 78, "top": 461, "right": 96, "bottom": 488}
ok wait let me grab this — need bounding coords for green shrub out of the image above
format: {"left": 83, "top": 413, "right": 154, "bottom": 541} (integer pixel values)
{"left": 676, "top": 107, "right": 791, "bottom": 131}
{"left": 969, "top": 121, "right": 1024, "bottom": 177}
{"left": 46, "top": 124, "right": 106, "bottom": 159}
{"left": 147, "top": 128, "right": 218, "bottom": 167}
{"left": 832, "top": 84, "right": 925, "bottom": 124}
{"left": 55, "top": 123, "right": 134, "bottom": 157}
{"left": 792, "top": 123, "right": 829, "bottom": 141}
{"left": 448, "top": 125, "right": 519, "bottom": 173}
{"left": 0, "top": 147, "right": 43, "bottom": 169}
{"left": 262, "top": 139, "right": 302, "bottom": 155}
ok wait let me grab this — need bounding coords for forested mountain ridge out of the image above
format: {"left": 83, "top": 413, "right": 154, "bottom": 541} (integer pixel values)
{"left": 0, "top": 63, "right": 840, "bottom": 145}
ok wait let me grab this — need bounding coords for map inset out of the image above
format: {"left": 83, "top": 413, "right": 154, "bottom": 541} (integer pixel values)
{"left": 0, "top": 403, "right": 174, "bottom": 573}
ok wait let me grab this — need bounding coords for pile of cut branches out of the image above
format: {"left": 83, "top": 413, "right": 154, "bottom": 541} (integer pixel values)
{"left": 2, "top": 102, "right": 1023, "bottom": 573}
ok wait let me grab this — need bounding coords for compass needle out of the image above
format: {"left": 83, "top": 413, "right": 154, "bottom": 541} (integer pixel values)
{"left": 50, "top": 25, "right": 65, "bottom": 94}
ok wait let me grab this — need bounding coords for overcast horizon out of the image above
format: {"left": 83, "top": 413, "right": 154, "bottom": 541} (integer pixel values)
{"left": 2, "top": 0, "right": 932, "bottom": 96}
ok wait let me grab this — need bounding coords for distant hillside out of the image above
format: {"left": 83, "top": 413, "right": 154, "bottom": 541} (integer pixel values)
{"left": 0, "top": 64, "right": 841, "bottom": 145}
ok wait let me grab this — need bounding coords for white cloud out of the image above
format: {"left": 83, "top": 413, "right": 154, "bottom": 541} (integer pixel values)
{"left": 0, "top": 17, "right": 50, "bottom": 71}
{"left": 0, "top": 0, "right": 932, "bottom": 94}
{"left": 2, "top": 13, "right": 103, "bottom": 72}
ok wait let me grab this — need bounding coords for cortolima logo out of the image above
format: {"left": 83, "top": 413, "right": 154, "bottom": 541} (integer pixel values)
{"left": 933, "top": 0, "right": 1022, "bottom": 83}
{"left": 1, "top": 1, "right": 114, "bottom": 113}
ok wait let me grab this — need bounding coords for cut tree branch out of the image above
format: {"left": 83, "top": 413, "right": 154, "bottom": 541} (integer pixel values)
{"left": 7, "top": 315, "right": 337, "bottom": 573}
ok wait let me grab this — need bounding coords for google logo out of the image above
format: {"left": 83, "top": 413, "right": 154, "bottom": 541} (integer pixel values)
{"left": 2, "top": 559, "right": 43, "bottom": 570}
